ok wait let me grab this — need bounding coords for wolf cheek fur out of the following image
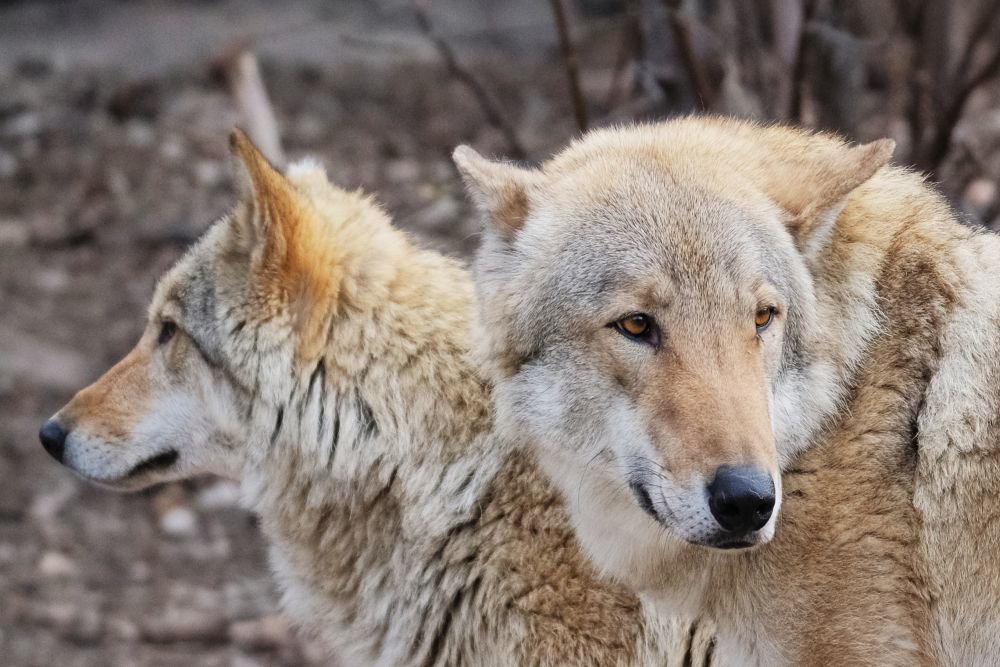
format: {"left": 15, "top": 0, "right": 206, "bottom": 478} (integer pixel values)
{"left": 459, "top": 117, "right": 1000, "bottom": 665}
{"left": 42, "top": 130, "right": 716, "bottom": 666}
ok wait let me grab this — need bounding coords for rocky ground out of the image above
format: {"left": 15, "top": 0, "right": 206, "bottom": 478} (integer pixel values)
{"left": 2, "top": 1, "right": 999, "bottom": 666}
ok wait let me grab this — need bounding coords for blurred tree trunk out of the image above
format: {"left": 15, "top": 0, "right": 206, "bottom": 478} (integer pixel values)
{"left": 771, "top": 0, "right": 805, "bottom": 120}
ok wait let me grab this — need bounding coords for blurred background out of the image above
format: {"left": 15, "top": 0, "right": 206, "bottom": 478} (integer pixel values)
{"left": 2, "top": 0, "right": 999, "bottom": 665}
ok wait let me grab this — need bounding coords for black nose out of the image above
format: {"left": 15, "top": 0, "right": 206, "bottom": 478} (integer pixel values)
{"left": 39, "top": 420, "right": 67, "bottom": 463}
{"left": 707, "top": 465, "right": 776, "bottom": 535}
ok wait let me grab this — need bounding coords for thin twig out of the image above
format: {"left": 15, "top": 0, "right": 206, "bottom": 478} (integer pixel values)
{"left": 918, "top": 0, "right": 1000, "bottom": 174}
{"left": 956, "top": 0, "right": 1000, "bottom": 95}
{"left": 787, "top": 0, "right": 816, "bottom": 122}
{"left": 902, "top": 0, "right": 931, "bottom": 171}
{"left": 922, "top": 48, "right": 1000, "bottom": 174}
{"left": 662, "top": 0, "right": 714, "bottom": 111}
{"left": 952, "top": 0, "right": 1000, "bottom": 83}
{"left": 214, "top": 47, "right": 286, "bottom": 167}
{"left": 604, "top": 26, "right": 632, "bottom": 110}
{"left": 549, "top": 0, "right": 589, "bottom": 132}
{"left": 605, "top": 0, "right": 641, "bottom": 110}
{"left": 955, "top": 140, "right": 992, "bottom": 191}
{"left": 952, "top": 140, "right": 1000, "bottom": 227}
{"left": 413, "top": 1, "right": 527, "bottom": 159}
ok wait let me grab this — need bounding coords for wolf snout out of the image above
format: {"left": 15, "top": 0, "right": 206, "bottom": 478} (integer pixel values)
{"left": 39, "top": 419, "right": 68, "bottom": 463}
{"left": 707, "top": 465, "right": 775, "bottom": 536}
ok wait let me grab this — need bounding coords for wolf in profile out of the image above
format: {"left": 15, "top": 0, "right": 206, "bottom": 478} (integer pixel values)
{"left": 456, "top": 117, "right": 1000, "bottom": 665}
{"left": 38, "top": 130, "right": 715, "bottom": 666}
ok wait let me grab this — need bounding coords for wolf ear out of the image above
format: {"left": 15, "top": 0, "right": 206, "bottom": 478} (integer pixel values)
{"left": 453, "top": 146, "right": 539, "bottom": 238}
{"left": 764, "top": 138, "right": 895, "bottom": 257}
{"left": 229, "top": 128, "right": 301, "bottom": 250}
{"left": 228, "top": 128, "right": 340, "bottom": 359}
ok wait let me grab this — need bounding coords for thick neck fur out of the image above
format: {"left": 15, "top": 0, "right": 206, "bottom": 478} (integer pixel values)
{"left": 705, "top": 167, "right": 966, "bottom": 664}
{"left": 771, "top": 166, "right": 954, "bottom": 465}
{"left": 239, "top": 234, "right": 503, "bottom": 663}
{"left": 769, "top": 187, "right": 886, "bottom": 466}
{"left": 231, "top": 199, "right": 676, "bottom": 665}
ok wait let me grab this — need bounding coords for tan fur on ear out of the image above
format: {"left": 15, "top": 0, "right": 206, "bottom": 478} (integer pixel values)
{"left": 453, "top": 145, "right": 537, "bottom": 237}
{"left": 763, "top": 137, "right": 895, "bottom": 241}
{"left": 230, "top": 128, "right": 301, "bottom": 246}
{"left": 229, "top": 128, "right": 342, "bottom": 361}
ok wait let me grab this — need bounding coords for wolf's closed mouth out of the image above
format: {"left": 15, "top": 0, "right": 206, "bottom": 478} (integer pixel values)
{"left": 127, "top": 449, "right": 179, "bottom": 477}
{"left": 712, "top": 540, "right": 754, "bottom": 550}
{"left": 628, "top": 480, "right": 659, "bottom": 521}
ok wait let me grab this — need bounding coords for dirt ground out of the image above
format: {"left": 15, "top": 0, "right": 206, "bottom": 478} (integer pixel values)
{"left": 0, "top": 1, "right": 586, "bottom": 665}
{"left": 3, "top": 1, "right": 999, "bottom": 666}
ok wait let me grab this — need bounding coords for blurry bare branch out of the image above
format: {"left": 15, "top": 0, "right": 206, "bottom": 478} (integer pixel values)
{"left": 785, "top": 0, "right": 814, "bottom": 122}
{"left": 549, "top": 0, "right": 590, "bottom": 132}
{"left": 771, "top": 0, "right": 804, "bottom": 66}
{"left": 413, "top": 0, "right": 527, "bottom": 159}
{"left": 717, "top": 58, "right": 763, "bottom": 119}
{"left": 215, "top": 48, "right": 286, "bottom": 167}
{"left": 605, "top": 0, "right": 643, "bottom": 110}
{"left": 903, "top": 0, "right": 1000, "bottom": 175}
{"left": 662, "top": 0, "right": 714, "bottom": 111}
{"left": 954, "top": 0, "right": 1000, "bottom": 82}
{"left": 806, "top": 21, "right": 869, "bottom": 135}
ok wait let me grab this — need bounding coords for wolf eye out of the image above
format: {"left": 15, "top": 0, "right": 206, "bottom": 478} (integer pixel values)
{"left": 620, "top": 314, "right": 650, "bottom": 336}
{"left": 612, "top": 313, "right": 660, "bottom": 346}
{"left": 754, "top": 306, "right": 775, "bottom": 332}
{"left": 158, "top": 320, "right": 178, "bottom": 346}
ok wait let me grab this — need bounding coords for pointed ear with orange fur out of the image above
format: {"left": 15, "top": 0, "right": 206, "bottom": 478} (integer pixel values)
{"left": 229, "top": 128, "right": 341, "bottom": 360}
{"left": 762, "top": 137, "right": 895, "bottom": 258}
{"left": 230, "top": 128, "right": 296, "bottom": 253}
{"left": 453, "top": 145, "right": 540, "bottom": 239}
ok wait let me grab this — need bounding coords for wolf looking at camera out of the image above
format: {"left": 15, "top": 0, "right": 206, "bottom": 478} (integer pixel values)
{"left": 457, "top": 117, "right": 1000, "bottom": 665}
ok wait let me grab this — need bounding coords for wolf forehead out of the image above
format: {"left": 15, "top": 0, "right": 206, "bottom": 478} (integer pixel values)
{"left": 509, "top": 170, "right": 797, "bottom": 315}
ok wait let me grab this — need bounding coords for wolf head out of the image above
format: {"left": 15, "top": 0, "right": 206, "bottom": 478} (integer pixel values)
{"left": 456, "top": 118, "right": 893, "bottom": 553}
{"left": 38, "top": 130, "right": 436, "bottom": 492}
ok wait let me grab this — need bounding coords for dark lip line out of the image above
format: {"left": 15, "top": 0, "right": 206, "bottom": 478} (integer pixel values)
{"left": 707, "top": 540, "right": 757, "bottom": 550}
{"left": 629, "top": 480, "right": 762, "bottom": 551}
{"left": 126, "top": 449, "right": 179, "bottom": 477}
{"left": 629, "top": 479, "right": 659, "bottom": 520}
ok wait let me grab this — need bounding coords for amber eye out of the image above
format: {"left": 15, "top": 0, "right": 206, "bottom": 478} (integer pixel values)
{"left": 612, "top": 313, "right": 659, "bottom": 347}
{"left": 754, "top": 306, "right": 775, "bottom": 332}
{"left": 158, "top": 320, "right": 178, "bottom": 346}
{"left": 621, "top": 314, "right": 649, "bottom": 336}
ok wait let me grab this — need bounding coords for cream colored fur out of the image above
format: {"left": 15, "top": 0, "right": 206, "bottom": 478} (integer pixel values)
{"left": 458, "top": 116, "right": 1000, "bottom": 665}
{"left": 44, "top": 131, "right": 716, "bottom": 666}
